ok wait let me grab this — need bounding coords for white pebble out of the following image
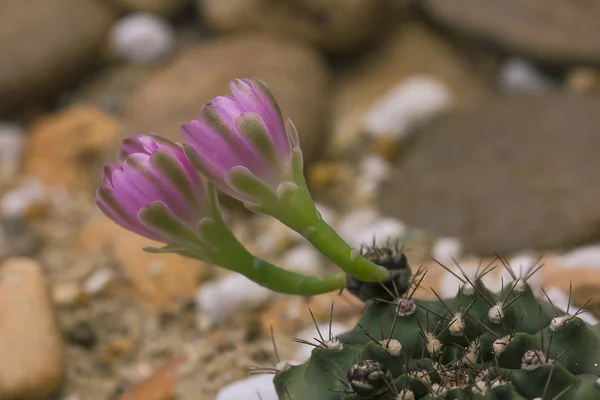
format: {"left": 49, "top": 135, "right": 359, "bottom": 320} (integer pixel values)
{"left": 0, "top": 123, "right": 25, "bottom": 183}
{"left": 363, "top": 75, "right": 452, "bottom": 140}
{"left": 543, "top": 286, "right": 599, "bottom": 326}
{"left": 507, "top": 254, "right": 542, "bottom": 288}
{"left": 350, "top": 217, "right": 407, "bottom": 249}
{"left": 315, "top": 202, "right": 338, "bottom": 226}
{"left": 279, "top": 244, "right": 323, "bottom": 275}
{"left": 359, "top": 155, "right": 392, "bottom": 182}
{"left": 432, "top": 237, "right": 463, "bottom": 264}
{"left": 498, "top": 58, "right": 553, "bottom": 93}
{"left": 354, "top": 155, "right": 393, "bottom": 200}
{"left": 196, "top": 274, "right": 273, "bottom": 322}
{"left": 294, "top": 322, "right": 349, "bottom": 361}
{"left": 52, "top": 281, "right": 82, "bottom": 307}
{"left": 215, "top": 374, "right": 277, "bottom": 400}
{"left": 83, "top": 268, "right": 114, "bottom": 295}
{"left": 0, "top": 179, "right": 46, "bottom": 218}
{"left": 439, "top": 261, "right": 500, "bottom": 298}
{"left": 560, "top": 245, "right": 600, "bottom": 269}
{"left": 336, "top": 208, "right": 380, "bottom": 246}
{"left": 109, "top": 13, "right": 175, "bottom": 64}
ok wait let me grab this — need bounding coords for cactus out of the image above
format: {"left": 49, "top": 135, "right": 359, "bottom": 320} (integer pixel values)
{"left": 273, "top": 247, "right": 600, "bottom": 400}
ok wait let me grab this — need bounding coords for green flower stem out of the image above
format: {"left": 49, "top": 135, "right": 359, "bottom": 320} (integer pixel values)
{"left": 301, "top": 218, "right": 390, "bottom": 282}
{"left": 191, "top": 249, "right": 347, "bottom": 295}
{"left": 249, "top": 179, "right": 390, "bottom": 283}
{"left": 241, "top": 258, "right": 347, "bottom": 295}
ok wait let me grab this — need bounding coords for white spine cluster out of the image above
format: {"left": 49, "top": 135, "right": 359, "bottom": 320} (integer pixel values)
{"left": 396, "top": 388, "right": 415, "bottom": 400}
{"left": 487, "top": 302, "right": 505, "bottom": 323}
{"left": 425, "top": 332, "right": 442, "bottom": 356}
{"left": 380, "top": 338, "right": 403, "bottom": 356}
{"left": 493, "top": 335, "right": 512, "bottom": 356}
{"left": 550, "top": 315, "right": 572, "bottom": 331}
{"left": 449, "top": 313, "right": 465, "bottom": 336}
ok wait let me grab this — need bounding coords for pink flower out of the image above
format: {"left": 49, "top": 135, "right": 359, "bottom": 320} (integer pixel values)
{"left": 95, "top": 134, "right": 208, "bottom": 245}
{"left": 180, "top": 78, "right": 301, "bottom": 203}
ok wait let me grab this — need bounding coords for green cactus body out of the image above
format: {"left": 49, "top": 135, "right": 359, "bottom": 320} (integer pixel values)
{"left": 273, "top": 253, "right": 600, "bottom": 400}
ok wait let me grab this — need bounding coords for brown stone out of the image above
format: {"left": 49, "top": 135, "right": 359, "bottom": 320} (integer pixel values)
{"left": 0, "top": 258, "right": 65, "bottom": 399}
{"left": 24, "top": 106, "right": 119, "bottom": 189}
{"left": 118, "top": 355, "right": 185, "bottom": 400}
{"left": 0, "top": 0, "right": 114, "bottom": 116}
{"left": 120, "top": 34, "right": 328, "bottom": 164}
{"left": 77, "top": 216, "right": 210, "bottom": 312}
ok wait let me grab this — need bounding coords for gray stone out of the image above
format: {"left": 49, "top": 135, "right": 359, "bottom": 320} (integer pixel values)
{"left": 422, "top": 0, "right": 600, "bottom": 63}
{"left": 197, "top": 0, "right": 393, "bottom": 54}
{"left": 0, "top": 0, "right": 114, "bottom": 116}
{"left": 379, "top": 94, "right": 600, "bottom": 255}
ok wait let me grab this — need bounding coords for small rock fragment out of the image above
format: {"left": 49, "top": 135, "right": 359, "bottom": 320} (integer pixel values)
{"left": 52, "top": 281, "right": 84, "bottom": 307}
{"left": 83, "top": 267, "right": 115, "bottom": 296}
{"left": 196, "top": 274, "right": 273, "bottom": 322}
{"left": 0, "top": 179, "right": 46, "bottom": 219}
{"left": 363, "top": 75, "right": 452, "bottom": 140}
{"left": 432, "top": 237, "right": 463, "bottom": 264}
{"left": 279, "top": 244, "right": 324, "bottom": 276}
{"left": 498, "top": 58, "right": 554, "bottom": 93}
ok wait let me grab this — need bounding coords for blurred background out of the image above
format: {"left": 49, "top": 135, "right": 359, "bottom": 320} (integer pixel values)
{"left": 2, "top": 0, "right": 600, "bottom": 399}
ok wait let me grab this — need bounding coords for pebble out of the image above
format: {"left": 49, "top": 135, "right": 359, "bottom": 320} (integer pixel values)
{"left": 498, "top": 58, "right": 554, "bottom": 93}
{"left": 0, "top": 178, "right": 46, "bottom": 218}
{"left": 559, "top": 245, "right": 600, "bottom": 269}
{"left": 83, "top": 267, "right": 115, "bottom": 296}
{"left": 215, "top": 374, "right": 277, "bottom": 400}
{"left": 196, "top": 274, "right": 273, "bottom": 323}
{"left": 362, "top": 75, "right": 453, "bottom": 140}
{"left": 439, "top": 260, "right": 511, "bottom": 297}
{"left": 109, "top": 12, "right": 175, "bottom": 64}
{"left": 543, "top": 286, "right": 599, "bottom": 326}
{"left": 279, "top": 244, "right": 324, "bottom": 276}
{"left": 349, "top": 217, "right": 407, "bottom": 249}
{"left": 315, "top": 202, "right": 338, "bottom": 226}
{"left": 25, "top": 106, "right": 119, "bottom": 190}
{"left": 52, "top": 281, "right": 84, "bottom": 307}
{"left": 432, "top": 237, "right": 463, "bottom": 264}
{"left": 78, "top": 217, "right": 208, "bottom": 313}
{"left": 0, "top": 258, "right": 65, "bottom": 399}
{"left": 354, "top": 155, "right": 393, "bottom": 201}
{"left": 566, "top": 67, "right": 600, "bottom": 94}
{"left": 0, "top": 123, "right": 25, "bottom": 184}
{"left": 294, "top": 322, "right": 349, "bottom": 361}
{"left": 336, "top": 208, "right": 380, "bottom": 246}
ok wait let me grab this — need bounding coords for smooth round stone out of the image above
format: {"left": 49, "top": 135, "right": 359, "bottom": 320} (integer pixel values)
{"left": 422, "top": 0, "right": 600, "bottom": 63}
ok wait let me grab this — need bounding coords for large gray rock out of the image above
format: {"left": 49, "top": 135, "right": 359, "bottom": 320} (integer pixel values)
{"left": 379, "top": 94, "right": 600, "bottom": 255}
{"left": 197, "top": 0, "right": 395, "bottom": 54}
{"left": 122, "top": 34, "right": 329, "bottom": 163}
{"left": 421, "top": 0, "right": 600, "bottom": 64}
{"left": 0, "top": 0, "right": 114, "bottom": 116}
